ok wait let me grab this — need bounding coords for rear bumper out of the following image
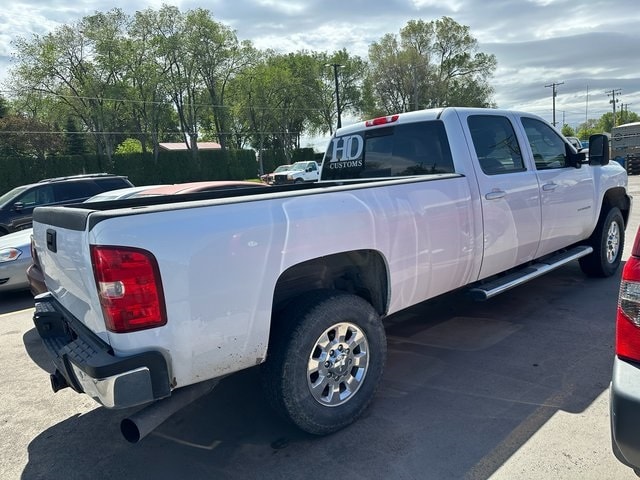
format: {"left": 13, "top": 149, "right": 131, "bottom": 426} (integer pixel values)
{"left": 32, "top": 292, "right": 171, "bottom": 408}
{"left": 611, "top": 356, "right": 640, "bottom": 470}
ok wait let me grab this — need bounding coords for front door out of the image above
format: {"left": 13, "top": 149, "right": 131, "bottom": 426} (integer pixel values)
{"left": 519, "top": 117, "right": 595, "bottom": 257}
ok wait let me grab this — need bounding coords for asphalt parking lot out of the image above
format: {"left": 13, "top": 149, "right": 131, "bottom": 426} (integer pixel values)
{"left": 2, "top": 176, "right": 640, "bottom": 480}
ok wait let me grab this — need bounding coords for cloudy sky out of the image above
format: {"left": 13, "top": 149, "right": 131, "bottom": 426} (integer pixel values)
{"left": 0, "top": 0, "right": 638, "bottom": 149}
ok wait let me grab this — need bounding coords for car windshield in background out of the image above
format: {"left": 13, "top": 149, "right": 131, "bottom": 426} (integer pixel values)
{"left": 0, "top": 186, "right": 28, "bottom": 207}
{"left": 274, "top": 165, "right": 290, "bottom": 173}
{"left": 289, "top": 163, "right": 307, "bottom": 171}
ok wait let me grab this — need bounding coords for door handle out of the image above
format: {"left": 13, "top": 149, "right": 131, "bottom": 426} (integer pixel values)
{"left": 485, "top": 190, "right": 506, "bottom": 200}
{"left": 542, "top": 182, "right": 558, "bottom": 191}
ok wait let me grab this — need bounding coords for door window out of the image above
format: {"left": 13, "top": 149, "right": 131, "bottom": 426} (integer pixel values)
{"left": 16, "top": 186, "right": 55, "bottom": 207}
{"left": 521, "top": 118, "right": 568, "bottom": 170}
{"left": 468, "top": 115, "right": 525, "bottom": 175}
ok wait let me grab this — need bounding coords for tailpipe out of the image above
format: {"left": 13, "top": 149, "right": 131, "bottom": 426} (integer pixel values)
{"left": 120, "top": 378, "right": 220, "bottom": 443}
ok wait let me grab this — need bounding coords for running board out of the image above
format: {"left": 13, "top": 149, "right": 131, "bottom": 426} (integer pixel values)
{"left": 468, "top": 245, "right": 594, "bottom": 301}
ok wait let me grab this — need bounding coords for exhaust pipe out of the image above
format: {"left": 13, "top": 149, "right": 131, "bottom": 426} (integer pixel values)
{"left": 121, "top": 378, "right": 220, "bottom": 443}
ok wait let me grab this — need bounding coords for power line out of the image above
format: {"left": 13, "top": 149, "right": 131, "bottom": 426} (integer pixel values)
{"left": 0, "top": 88, "right": 327, "bottom": 113}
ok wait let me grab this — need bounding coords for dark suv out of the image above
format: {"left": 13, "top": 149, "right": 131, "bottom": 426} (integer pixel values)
{"left": 0, "top": 173, "right": 133, "bottom": 236}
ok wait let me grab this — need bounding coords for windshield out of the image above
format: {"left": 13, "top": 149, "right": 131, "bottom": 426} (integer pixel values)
{"left": 274, "top": 165, "right": 291, "bottom": 173}
{"left": 290, "top": 162, "right": 307, "bottom": 172}
{"left": 0, "top": 186, "right": 28, "bottom": 208}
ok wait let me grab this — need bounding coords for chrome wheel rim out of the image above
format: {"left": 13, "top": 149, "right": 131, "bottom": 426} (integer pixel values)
{"left": 606, "top": 220, "right": 621, "bottom": 264}
{"left": 307, "top": 322, "right": 370, "bottom": 407}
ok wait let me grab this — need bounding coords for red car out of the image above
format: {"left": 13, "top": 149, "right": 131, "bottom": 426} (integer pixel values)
{"left": 138, "top": 180, "right": 261, "bottom": 195}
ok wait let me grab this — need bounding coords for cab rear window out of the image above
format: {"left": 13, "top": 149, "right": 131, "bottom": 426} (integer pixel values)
{"left": 322, "top": 120, "right": 454, "bottom": 180}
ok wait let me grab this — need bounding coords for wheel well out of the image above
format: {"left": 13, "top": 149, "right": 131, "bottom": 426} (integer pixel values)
{"left": 602, "top": 187, "right": 631, "bottom": 226}
{"left": 272, "top": 250, "right": 389, "bottom": 317}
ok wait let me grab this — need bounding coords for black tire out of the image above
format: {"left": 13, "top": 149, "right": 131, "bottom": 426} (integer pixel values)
{"left": 579, "top": 207, "right": 624, "bottom": 277}
{"left": 294, "top": 178, "right": 304, "bottom": 184}
{"left": 261, "top": 290, "right": 386, "bottom": 435}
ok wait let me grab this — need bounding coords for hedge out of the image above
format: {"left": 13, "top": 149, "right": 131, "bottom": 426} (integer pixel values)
{"left": 0, "top": 147, "right": 318, "bottom": 194}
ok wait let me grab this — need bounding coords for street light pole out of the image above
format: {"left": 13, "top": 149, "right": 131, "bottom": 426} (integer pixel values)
{"left": 326, "top": 63, "right": 344, "bottom": 129}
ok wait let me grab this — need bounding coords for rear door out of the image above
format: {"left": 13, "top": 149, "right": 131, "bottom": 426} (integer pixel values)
{"left": 465, "top": 113, "right": 542, "bottom": 280}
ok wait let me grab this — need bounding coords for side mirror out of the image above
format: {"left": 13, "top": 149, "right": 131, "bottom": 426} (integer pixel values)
{"left": 13, "top": 202, "right": 24, "bottom": 212}
{"left": 589, "top": 134, "right": 610, "bottom": 166}
{"left": 566, "top": 144, "right": 586, "bottom": 168}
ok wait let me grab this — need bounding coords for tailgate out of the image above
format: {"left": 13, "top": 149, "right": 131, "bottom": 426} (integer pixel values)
{"left": 32, "top": 205, "right": 108, "bottom": 337}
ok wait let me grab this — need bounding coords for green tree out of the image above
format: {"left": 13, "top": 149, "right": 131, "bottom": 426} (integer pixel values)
{"left": 64, "top": 116, "right": 87, "bottom": 155}
{"left": 10, "top": 11, "right": 130, "bottom": 164}
{"left": 577, "top": 118, "right": 600, "bottom": 140}
{"left": 0, "top": 95, "right": 9, "bottom": 117}
{"left": 184, "top": 8, "right": 254, "bottom": 150}
{"left": 0, "top": 114, "right": 64, "bottom": 160}
{"left": 125, "top": 7, "right": 180, "bottom": 161}
{"left": 561, "top": 124, "right": 575, "bottom": 137}
{"left": 115, "top": 138, "right": 144, "bottom": 154}
{"left": 311, "top": 49, "right": 368, "bottom": 135}
{"left": 617, "top": 110, "right": 640, "bottom": 127}
{"left": 364, "top": 17, "right": 496, "bottom": 116}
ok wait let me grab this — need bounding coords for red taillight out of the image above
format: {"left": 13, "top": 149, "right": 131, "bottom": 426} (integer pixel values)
{"left": 617, "top": 255, "right": 640, "bottom": 361}
{"left": 91, "top": 245, "right": 167, "bottom": 333}
{"left": 365, "top": 114, "right": 399, "bottom": 127}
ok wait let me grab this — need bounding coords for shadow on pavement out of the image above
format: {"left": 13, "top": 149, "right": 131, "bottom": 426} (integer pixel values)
{"left": 0, "top": 290, "right": 34, "bottom": 314}
{"left": 21, "top": 264, "right": 620, "bottom": 480}
{"left": 23, "top": 327, "right": 55, "bottom": 374}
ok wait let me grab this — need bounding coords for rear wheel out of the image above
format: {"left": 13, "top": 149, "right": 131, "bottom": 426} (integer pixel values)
{"left": 579, "top": 207, "right": 624, "bottom": 277}
{"left": 261, "top": 290, "right": 386, "bottom": 435}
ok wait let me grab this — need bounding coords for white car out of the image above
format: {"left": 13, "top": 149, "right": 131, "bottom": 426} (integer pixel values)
{"left": 1, "top": 185, "right": 162, "bottom": 294}
{"left": 0, "top": 228, "right": 34, "bottom": 293}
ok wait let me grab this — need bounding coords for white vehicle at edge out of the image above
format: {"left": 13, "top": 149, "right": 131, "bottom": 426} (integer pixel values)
{"left": 28, "top": 107, "right": 630, "bottom": 442}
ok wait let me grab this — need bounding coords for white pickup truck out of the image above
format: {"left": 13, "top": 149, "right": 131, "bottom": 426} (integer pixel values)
{"left": 29, "top": 107, "right": 630, "bottom": 442}
{"left": 271, "top": 160, "right": 320, "bottom": 184}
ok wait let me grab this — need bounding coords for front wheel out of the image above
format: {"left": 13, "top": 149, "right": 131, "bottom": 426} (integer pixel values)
{"left": 261, "top": 290, "right": 386, "bottom": 435}
{"left": 579, "top": 207, "right": 625, "bottom": 277}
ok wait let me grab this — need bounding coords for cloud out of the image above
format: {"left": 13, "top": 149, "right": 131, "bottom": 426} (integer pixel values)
{"left": 0, "top": 0, "right": 639, "bottom": 131}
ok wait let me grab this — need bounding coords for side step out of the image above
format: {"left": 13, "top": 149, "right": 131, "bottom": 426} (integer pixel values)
{"left": 468, "top": 245, "right": 594, "bottom": 301}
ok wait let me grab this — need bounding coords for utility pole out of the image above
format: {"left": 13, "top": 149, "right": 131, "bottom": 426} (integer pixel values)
{"left": 545, "top": 81, "right": 564, "bottom": 126}
{"left": 585, "top": 85, "right": 589, "bottom": 125}
{"left": 607, "top": 88, "right": 622, "bottom": 127}
{"left": 326, "top": 63, "right": 344, "bottom": 129}
{"left": 621, "top": 103, "right": 632, "bottom": 125}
